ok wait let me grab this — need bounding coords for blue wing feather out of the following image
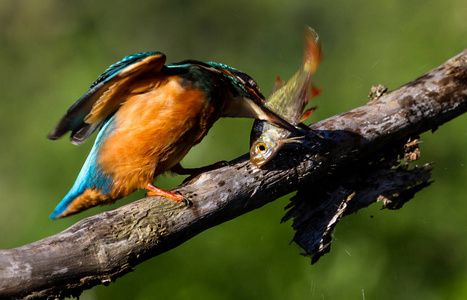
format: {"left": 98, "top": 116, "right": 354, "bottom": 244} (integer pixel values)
{"left": 66, "top": 51, "right": 164, "bottom": 116}
{"left": 89, "top": 51, "right": 163, "bottom": 90}
{"left": 48, "top": 51, "right": 166, "bottom": 144}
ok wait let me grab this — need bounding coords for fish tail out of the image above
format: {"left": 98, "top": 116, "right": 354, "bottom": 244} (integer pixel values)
{"left": 303, "top": 27, "right": 322, "bottom": 74}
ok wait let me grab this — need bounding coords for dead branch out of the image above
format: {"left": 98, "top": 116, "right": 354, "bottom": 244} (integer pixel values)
{"left": 0, "top": 49, "right": 466, "bottom": 300}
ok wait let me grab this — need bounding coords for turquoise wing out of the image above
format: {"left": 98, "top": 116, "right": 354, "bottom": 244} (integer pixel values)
{"left": 48, "top": 51, "right": 166, "bottom": 145}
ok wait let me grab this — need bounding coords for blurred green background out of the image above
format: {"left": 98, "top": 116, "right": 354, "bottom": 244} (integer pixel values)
{"left": 1, "top": 0, "right": 467, "bottom": 299}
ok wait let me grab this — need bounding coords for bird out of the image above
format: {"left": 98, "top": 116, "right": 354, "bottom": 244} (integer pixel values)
{"left": 48, "top": 51, "right": 302, "bottom": 219}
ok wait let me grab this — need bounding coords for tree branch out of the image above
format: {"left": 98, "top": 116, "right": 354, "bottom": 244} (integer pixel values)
{"left": 1, "top": 49, "right": 466, "bottom": 300}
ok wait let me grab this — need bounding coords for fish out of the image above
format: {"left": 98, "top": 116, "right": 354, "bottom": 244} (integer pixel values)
{"left": 249, "top": 27, "right": 322, "bottom": 167}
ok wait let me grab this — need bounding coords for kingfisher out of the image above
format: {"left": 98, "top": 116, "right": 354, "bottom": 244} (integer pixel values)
{"left": 48, "top": 51, "right": 302, "bottom": 219}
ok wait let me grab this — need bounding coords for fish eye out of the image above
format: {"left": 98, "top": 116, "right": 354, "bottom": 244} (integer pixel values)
{"left": 256, "top": 143, "right": 267, "bottom": 153}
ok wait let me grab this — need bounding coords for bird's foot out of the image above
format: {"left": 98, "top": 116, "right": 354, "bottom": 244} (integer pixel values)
{"left": 144, "top": 183, "right": 192, "bottom": 207}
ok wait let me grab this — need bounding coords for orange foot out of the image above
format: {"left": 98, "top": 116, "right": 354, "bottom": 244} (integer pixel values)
{"left": 144, "top": 183, "right": 192, "bottom": 207}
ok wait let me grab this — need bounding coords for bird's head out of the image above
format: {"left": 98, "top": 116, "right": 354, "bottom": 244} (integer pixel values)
{"left": 205, "top": 62, "right": 265, "bottom": 101}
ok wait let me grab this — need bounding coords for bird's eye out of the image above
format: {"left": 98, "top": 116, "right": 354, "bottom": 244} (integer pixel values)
{"left": 257, "top": 143, "right": 267, "bottom": 153}
{"left": 234, "top": 72, "right": 264, "bottom": 98}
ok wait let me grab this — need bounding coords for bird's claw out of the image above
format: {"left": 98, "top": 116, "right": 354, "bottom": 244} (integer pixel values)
{"left": 173, "top": 191, "right": 193, "bottom": 207}
{"left": 183, "top": 198, "right": 193, "bottom": 207}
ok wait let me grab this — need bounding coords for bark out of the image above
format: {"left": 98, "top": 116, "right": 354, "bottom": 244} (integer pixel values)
{"left": 1, "top": 49, "right": 466, "bottom": 300}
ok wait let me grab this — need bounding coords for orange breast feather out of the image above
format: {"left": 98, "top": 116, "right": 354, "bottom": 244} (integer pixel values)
{"left": 97, "top": 77, "right": 209, "bottom": 198}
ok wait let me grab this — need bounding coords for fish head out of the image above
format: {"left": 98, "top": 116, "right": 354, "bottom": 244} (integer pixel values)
{"left": 249, "top": 121, "right": 283, "bottom": 167}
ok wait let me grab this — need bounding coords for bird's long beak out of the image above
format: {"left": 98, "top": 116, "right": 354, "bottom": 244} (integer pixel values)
{"left": 225, "top": 97, "right": 302, "bottom": 136}
{"left": 258, "top": 105, "right": 303, "bottom": 136}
